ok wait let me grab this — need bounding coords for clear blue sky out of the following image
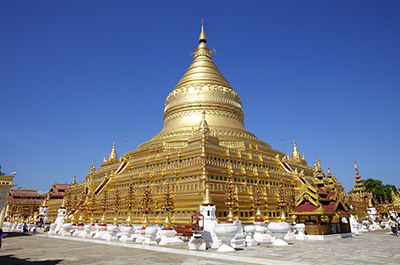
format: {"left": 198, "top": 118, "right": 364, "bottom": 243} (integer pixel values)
{"left": 1, "top": 1, "right": 399, "bottom": 193}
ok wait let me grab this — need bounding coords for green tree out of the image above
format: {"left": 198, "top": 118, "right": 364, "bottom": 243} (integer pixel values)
{"left": 363, "top": 178, "right": 397, "bottom": 203}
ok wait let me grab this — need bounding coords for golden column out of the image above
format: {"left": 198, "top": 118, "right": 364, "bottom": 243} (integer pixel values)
{"left": 161, "top": 185, "right": 174, "bottom": 229}
{"left": 140, "top": 186, "right": 153, "bottom": 228}
{"left": 225, "top": 164, "right": 237, "bottom": 223}
{"left": 125, "top": 176, "right": 135, "bottom": 226}
{"left": 278, "top": 178, "right": 287, "bottom": 222}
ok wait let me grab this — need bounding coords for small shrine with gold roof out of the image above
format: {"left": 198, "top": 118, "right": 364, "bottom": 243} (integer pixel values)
{"left": 291, "top": 159, "right": 352, "bottom": 235}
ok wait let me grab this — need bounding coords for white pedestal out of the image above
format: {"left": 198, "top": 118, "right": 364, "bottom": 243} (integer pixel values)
{"left": 268, "top": 222, "right": 290, "bottom": 246}
{"left": 81, "top": 224, "right": 93, "bottom": 238}
{"left": 55, "top": 208, "right": 67, "bottom": 234}
{"left": 93, "top": 224, "right": 108, "bottom": 239}
{"left": 119, "top": 226, "right": 134, "bottom": 243}
{"left": 104, "top": 225, "right": 119, "bottom": 241}
{"left": 48, "top": 223, "right": 57, "bottom": 235}
{"left": 61, "top": 223, "right": 73, "bottom": 236}
{"left": 253, "top": 221, "right": 274, "bottom": 242}
{"left": 230, "top": 220, "right": 246, "bottom": 249}
{"left": 188, "top": 230, "right": 206, "bottom": 250}
{"left": 135, "top": 228, "right": 146, "bottom": 243}
{"left": 294, "top": 223, "right": 306, "bottom": 240}
{"left": 72, "top": 224, "right": 85, "bottom": 237}
{"left": 284, "top": 225, "right": 296, "bottom": 240}
{"left": 200, "top": 205, "right": 221, "bottom": 248}
{"left": 158, "top": 228, "right": 184, "bottom": 245}
{"left": 214, "top": 223, "right": 237, "bottom": 253}
{"left": 244, "top": 225, "right": 258, "bottom": 246}
{"left": 143, "top": 226, "right": 158, "bottom": 245}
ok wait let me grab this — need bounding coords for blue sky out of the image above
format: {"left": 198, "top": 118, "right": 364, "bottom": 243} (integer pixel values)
{"left": 1, "top": 1, "right": 399, "bottom": 193}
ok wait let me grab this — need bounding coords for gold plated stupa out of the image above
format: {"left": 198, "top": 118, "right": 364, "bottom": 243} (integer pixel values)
{"left": 36, "top": 23, "right": 356, "bottom": 227}
{"left": 138, "top": 24, "right": 271, "bottom": 150}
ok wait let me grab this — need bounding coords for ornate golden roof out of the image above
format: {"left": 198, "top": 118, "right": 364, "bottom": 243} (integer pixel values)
{"left": 138, "top": 24, "right": 271, "bottom": 150}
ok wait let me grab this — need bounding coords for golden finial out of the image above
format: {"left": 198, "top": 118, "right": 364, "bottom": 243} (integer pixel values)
{"left": 72, "top": 175, "right": 76, "bottom": 185}
{"left": 109, "top": 141, "right": 118, "bottom": 160}
{"left": 290, "top": 140, "right": 302, "bottom": 162}
{"left": 317, "top": 158, "right": 322, "bottom": 170}
{"left": 42, "top": 195, "right": 48, "bottom": 207}
{"left": 61, "top": 197, "right": 66, "bottom": 208}
{"left": 201, "top": 167, "right": 213, "bottom": 205}
{"left": 354, "top": 159, "right": 359, "bottom": 175}
{"left": 199, "top": 18, "right": 206, "bottom": 43}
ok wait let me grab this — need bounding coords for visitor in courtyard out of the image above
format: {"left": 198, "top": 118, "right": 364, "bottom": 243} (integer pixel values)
{"left": 396, "top": 215, "right": 400, "bottom": 230}
{"left": 0, "top": 228, "right": 3, "bottom": 249}
{"left": 23, "top": 222, "right": 28, "bottom": 233}
{"left": 389, "top": 216, "right": 398, "bottom": 236}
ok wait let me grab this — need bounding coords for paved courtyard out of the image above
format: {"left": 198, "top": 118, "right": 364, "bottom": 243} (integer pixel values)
{"left": 0, "top": 230, "right": 398, "bottom": 265}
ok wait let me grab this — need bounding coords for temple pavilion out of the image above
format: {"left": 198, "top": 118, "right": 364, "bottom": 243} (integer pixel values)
{"left": 7, "top": 188, "right": 43, "bottom": 223}
{"left": 292, "top": 159, "right": 352, "bottom": 235}
{"left": 54, "top": 25, "right": 348, "bottom": 226}
{"left": 42, "top": 182, "right": 70, "bottom": 222}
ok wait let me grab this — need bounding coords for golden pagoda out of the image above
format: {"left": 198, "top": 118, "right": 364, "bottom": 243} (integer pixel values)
{"left": 56, "top": 24, "right": 342, "bottom": 226}
{"left": 348, "top": 160, "right": 370, "bottom": 220}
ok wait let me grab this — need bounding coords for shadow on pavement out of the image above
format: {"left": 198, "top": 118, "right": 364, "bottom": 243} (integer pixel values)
{"left": 4, "top": 232, "right": 32, "bottom": 238}
{"left": 0, "top": 255, "right": 62, "bottom": 265}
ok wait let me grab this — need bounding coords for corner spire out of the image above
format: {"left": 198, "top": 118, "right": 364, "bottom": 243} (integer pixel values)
{"left": 199, "top": 19, "right": 206, "bottom": 43}
{"left": 291, "top": 140, "right": 301, "bottom": 160}
{"left": 354, "top": 160, "right": 359, "bottom": 175}
{"left": 327, "top": 165, "right": 332, "bottom": 178}
{"left": 109, "top": 141, "right": 117, "bottom": 160}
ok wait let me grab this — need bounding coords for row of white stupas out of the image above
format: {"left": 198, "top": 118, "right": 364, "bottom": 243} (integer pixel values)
{"left": 4, "top": 199, "right": 392, "bottom": 252}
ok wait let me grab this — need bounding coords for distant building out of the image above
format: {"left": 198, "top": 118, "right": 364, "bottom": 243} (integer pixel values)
{"left": 42, "top": 182, "right": 70, "bottom": 222}
{"left": 0, "top": 167, "right": 16, "bottom": 227}
{"left": 7, "top": 188, "right": 43, "bottom": 223}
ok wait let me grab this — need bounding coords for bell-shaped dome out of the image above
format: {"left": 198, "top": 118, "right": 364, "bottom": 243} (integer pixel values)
{"left": 138, "top": 25, "right": 271, "bottom": 150}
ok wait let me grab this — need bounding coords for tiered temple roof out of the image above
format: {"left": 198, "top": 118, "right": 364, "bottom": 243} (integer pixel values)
{"left": 292, "top": 159, "right": 352, "bottom": 234}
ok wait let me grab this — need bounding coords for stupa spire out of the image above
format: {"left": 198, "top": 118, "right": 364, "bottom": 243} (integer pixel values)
{"left": 61, "top": 197, "right": 66, "bottom": 208}
{"left": 354, "top": 159, "right": 359, "bottom": 175}
{"left": 109, "top": 141, "right": 117, "bottom": 161}
{"left": 199, "top": 18, "right": 206, "bottom": 43}
{"left": 353, "top": 159, "right": 366, "bottom": 193}
{"left": 138, "top": 21, "right": 272, "bottom": 150}
{"left": 327, "top": 165, "right": 332, "bottom": 178}
{"left": 290, "top": 140, "right": 301, "bottom": 161}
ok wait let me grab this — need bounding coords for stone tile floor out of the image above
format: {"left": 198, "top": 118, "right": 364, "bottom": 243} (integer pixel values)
{"left": 0, "top": 230, "right": 398, "bottom": 264}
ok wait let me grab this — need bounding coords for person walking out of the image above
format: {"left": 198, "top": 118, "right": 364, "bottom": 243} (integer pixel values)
{"left": 389, "top": 216, "right": 398, "bottom": 236}
{"left": 0, "top": 228, "right": 3, "bottom": 249}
